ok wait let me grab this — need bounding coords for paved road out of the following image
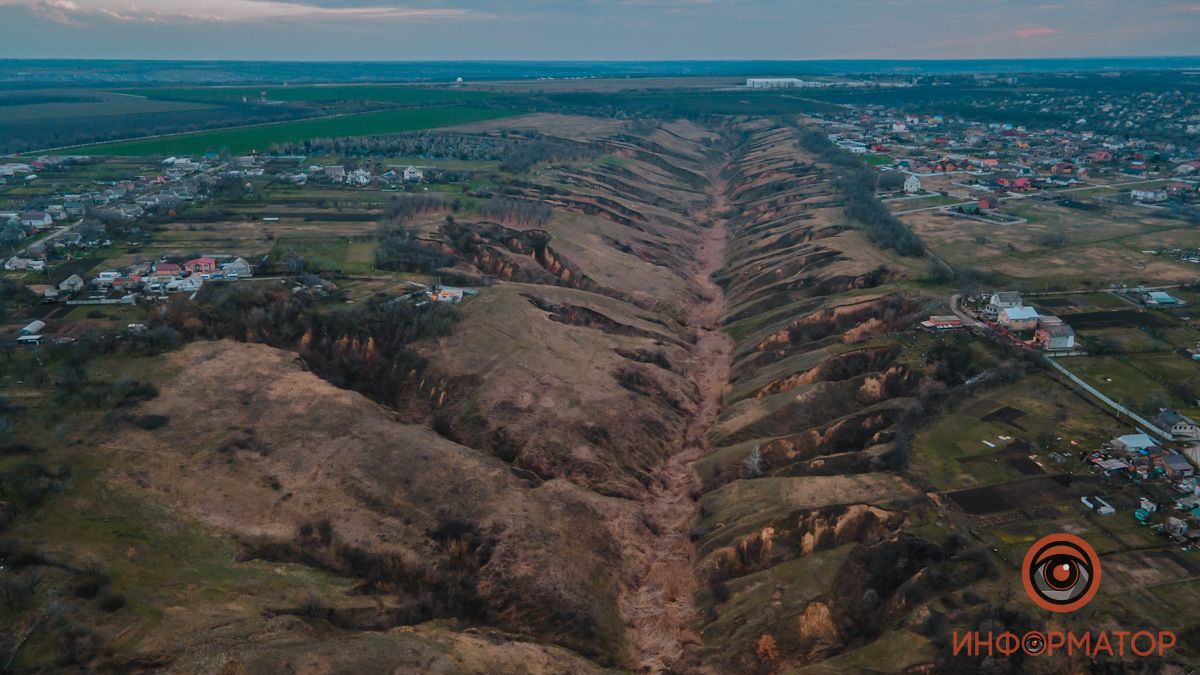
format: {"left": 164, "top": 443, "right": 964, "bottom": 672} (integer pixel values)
{"left": 13, "top": 219, "right": 81, "bottom": 257}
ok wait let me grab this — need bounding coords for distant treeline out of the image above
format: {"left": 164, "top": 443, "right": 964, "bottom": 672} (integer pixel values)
{"left": 795, "top": 128, "right": 924, "bottom": 257}
{"left": 280, "top": 131, "right": 513, "bottom": 160}
{"left": 503, "top": 90, "right": 843, "bottom": 121}
{"left": 277, "top": 130, "right": 591, "bottom": 174}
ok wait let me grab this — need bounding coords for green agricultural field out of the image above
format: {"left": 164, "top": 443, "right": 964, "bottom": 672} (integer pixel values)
{"left": 862, "top": 153, "right": 894, "bottom": 166}
{"left": 71, "top": 106, "right": 517, "bottom": 157}
{"left": 0, "top": 90, "right": 215, "bottom": 122}
{"left": 1058, "top": 354, "right": 1200, "bottom": 418}
{"left": 270, "top": 236, "right": 379, "bottom": 275}
{"left": 119, "top": 85, "right": 494, "bottom": 106}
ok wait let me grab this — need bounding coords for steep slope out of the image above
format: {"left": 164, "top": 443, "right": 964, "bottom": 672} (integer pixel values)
{"left": 686, "top": 119, "right": 984, "bottom": 673}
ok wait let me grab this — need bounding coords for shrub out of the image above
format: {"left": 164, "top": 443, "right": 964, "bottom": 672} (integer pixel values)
{"left": 98, "top": 592, "right": 126, "bottom": 612}
{"left": 135, "top": 415, "right": 169, "bottom": 430}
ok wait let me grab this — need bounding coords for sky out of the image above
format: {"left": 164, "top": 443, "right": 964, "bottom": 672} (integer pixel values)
{"left": 0, "top": 0, "right": 1199, "bottom": 61}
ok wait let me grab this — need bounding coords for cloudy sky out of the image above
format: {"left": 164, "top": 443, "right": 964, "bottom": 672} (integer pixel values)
{"left": 0, "top": 0, "right": 1198, "bottom": 60}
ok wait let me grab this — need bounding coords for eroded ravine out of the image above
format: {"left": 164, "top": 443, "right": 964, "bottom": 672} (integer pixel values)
{"left": 624, "top": 169, "right": 734, "bottom": 674}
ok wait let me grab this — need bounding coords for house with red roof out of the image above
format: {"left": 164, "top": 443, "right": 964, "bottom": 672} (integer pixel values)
{"left": 184, "top": 257, "right": 216, "bottom": 275}
{"left": 152, "top": 262, "right": 181, "bottom": 283}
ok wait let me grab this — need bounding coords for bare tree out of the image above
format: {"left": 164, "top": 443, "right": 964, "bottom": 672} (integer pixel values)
{"left": 742, "top": 444, "right": 764, "bottom": 478}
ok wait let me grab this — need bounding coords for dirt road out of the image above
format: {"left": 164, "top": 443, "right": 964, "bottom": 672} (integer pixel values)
{"left": 625, "top": 171, "right": 733, "bottom": 674}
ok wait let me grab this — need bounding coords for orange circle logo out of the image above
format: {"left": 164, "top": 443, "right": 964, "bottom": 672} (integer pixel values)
{"left": 1022, "top": 533, "right": 1101, "bottom": 613}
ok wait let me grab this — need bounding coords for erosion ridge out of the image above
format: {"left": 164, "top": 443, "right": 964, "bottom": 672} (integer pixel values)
{"left": 6, "top": 115, "right": 1002, "bottom": 674}
{"left": 686, "top": 118, "right": 987, "bottom": 673}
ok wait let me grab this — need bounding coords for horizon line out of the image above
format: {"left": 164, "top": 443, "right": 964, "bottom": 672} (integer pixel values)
{"left": 3, "top": 55, "right": 1200, "bottom": 65}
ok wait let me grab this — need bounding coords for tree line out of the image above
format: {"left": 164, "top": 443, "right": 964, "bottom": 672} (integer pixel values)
{"left": 795, "top": 128, "right": 925, "bottom": 257}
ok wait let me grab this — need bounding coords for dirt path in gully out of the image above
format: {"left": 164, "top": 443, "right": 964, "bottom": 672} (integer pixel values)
{"left": 624, "top": 172, "right": 733, "bottom": 674}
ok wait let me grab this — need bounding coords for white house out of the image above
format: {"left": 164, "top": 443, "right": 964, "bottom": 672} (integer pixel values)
{"left": 166, "top": 275, "right": 204, "bottom": 293}
{"left": 1152, "top": 410, "right": 1200, "bottom": 441}
{"left": 403, "top": 166, "right": 424, "bottom": 183}
{"left": 1114, "top": 433, "right": 1158, "bottom": 454}
{"left": 220, "top": 257, "right": 252, "bottom": 277}
{"left": 987, "top": 290, "right": 1023, "bottom": 315}
{"left": 58, "top": 274, "right": 85, "bottom": 293}
{"left": 1130, "top": 189, "right": 1167, "bottom": 203}
{"left": 19, "top": 211, "right": 53, "bottom": 228}
{"left": 903, "top": 174, "right": 922, "bottom": 194}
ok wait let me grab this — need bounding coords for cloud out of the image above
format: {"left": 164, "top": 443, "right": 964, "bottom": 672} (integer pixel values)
{"left": 0, "top": 0, "right": 490, "bottom": 25}
{"left": 26, "top": 0, "right": 85, "bottom": 25}
{"left": 1013, "top": 25, "right": 1062, "bottom": 38}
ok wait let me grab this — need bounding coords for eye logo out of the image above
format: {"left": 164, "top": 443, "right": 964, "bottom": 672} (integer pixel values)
{"left": 1022, "top": 533, "right": 1101, "bottom": 613}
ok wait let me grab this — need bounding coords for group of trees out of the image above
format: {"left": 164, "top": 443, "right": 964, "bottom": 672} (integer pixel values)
{"left": 375, "top": 227, "right": 458, "bottom": 274}
{"left": 157, "top": 283, "right": 459, "bottom": 409}
{"left": 498, "top": 139, "right": 591, "bottom": 174}
{"left": 384, "top": 194, "right": 449, "bottom": 225}
{"left": 0, "top": 279, "right": 36, "bottom": 321}
{"left": 280, "top": 131, "right": 514, "bottom": 161}
{"left": 476, "top": 197, "right": 552, "bottom": 227}
{"left": 795, "top": 128, "right": 925, "bottom": 257}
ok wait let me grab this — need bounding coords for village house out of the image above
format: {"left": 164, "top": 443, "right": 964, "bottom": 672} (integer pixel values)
{"left": 4, "top": 257, "right": 39, "bottom": 271}
{"left": 987, "top": 290, "right": 1023, "bottom": 315}
{"left": 1154, "top": 453, "right": 1195, "bottom": 480}
{"left": 1152, "top": 410, "right": 1200, "bottom": 441}
{"left": 58, "top": 274, "right": 85, "bottom": 293}
{"left": 166, "top": 275, "right": 203, "bottom": 293}
{"left": 903, "top": 174, "right": 921, "bottom": 194}
{"left": 324, "top": 165, "right": 346, "bottom": 181}
{"left": 1113, "top": 432, "right": 1159, "bottom": 454}
{"left": 154, "top": 262, "right": 181, "bottom": 278}
{"left": 998, "top": 306, "right": 1039, "bottom": 331}
{"left": 19, "top": 211, "right": 53, "bottom": 229}
{"left": 220, "top": 257, "right": 253, "bottom": 277}
{"left": 403, "top": 165, "right": 424, "bottom": 183}
{"left": 1035, "top": 316, "right": 1076, "bottom": 351}
{"left": 1131, "top": 188, "right": 1168, "bottom": 203}
{"left": 183, "top": 257, "right": 217, "bottom": 275}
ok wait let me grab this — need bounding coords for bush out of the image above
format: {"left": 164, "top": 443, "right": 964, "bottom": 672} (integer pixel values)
{"left": 134, "top": 414, "right": 169, "bottom": 430}
{"left": 98, "top": 592, "right": 126, "bottom": 612}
